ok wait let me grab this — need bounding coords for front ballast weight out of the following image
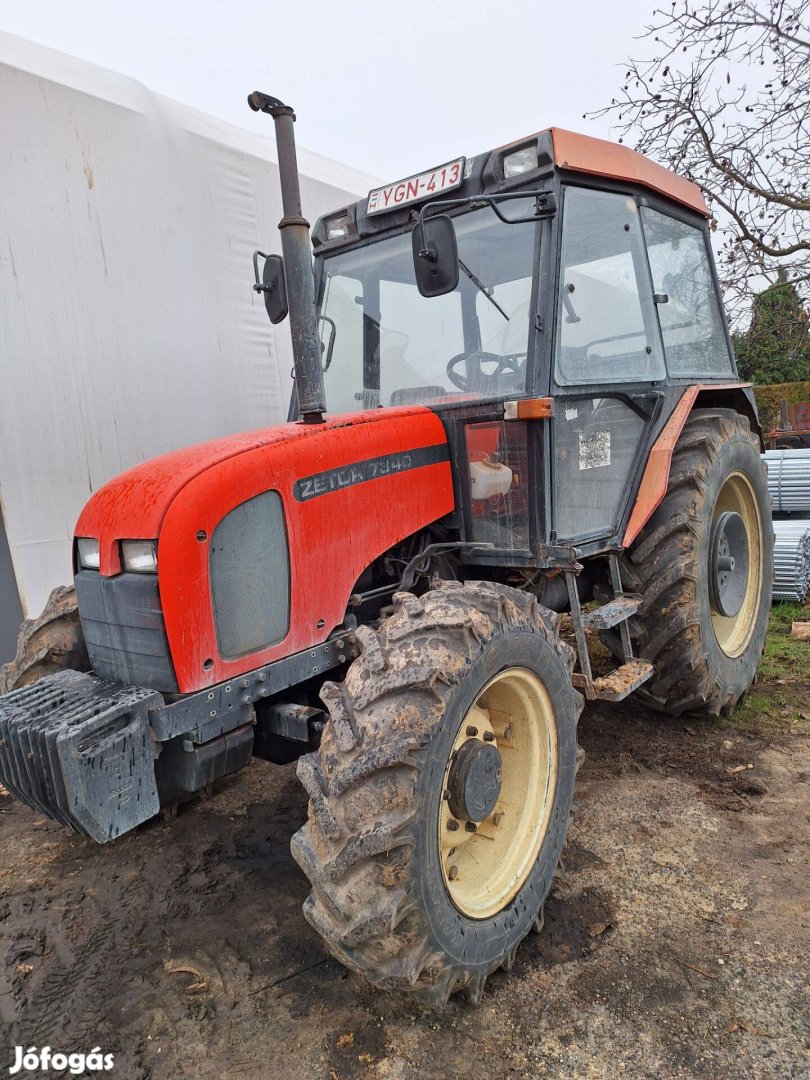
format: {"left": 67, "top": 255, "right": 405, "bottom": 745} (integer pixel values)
{"left": 0, "top": 671, "right": 162, "bottom": 842}
{"left": 0, "top": 670, "right": 256, "bottom": 843}
{"left": 0, "top": 625, "right": 359, "bottom": 842}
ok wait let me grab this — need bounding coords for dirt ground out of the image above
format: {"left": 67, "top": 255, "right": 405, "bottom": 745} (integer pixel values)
{"left": 2, "top": 676, "right": 808, "bottom": 1080}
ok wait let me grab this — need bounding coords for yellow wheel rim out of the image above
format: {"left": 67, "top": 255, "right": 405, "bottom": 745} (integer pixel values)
{"left": 438, "top": 667, "right": 557, "bottom": 920}
{"left": 710, "top": 471, "right": 764, "bottom": 658}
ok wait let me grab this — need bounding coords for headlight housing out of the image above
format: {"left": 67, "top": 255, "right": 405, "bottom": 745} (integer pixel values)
{"left": 503, "top": 145, "right": 538, "bottom": 178}
{"left": 325, "top": 212, "right": 351, "bottom": 240}
{"left": 76, "top": 537, "right": 100, "bottom": 570}
{"left": 121, "top": 539, "right": 158, "bottom": 574}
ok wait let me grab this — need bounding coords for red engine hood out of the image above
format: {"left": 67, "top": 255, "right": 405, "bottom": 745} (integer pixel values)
{"left": 77, "top": 404, "right": 455, "bottom": 691}
{"left": 76, "top": 406, "right": 449, "bottom": 575}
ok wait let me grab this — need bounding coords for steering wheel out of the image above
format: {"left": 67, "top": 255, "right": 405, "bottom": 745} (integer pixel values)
{"left": 446, "top": 351, "right": 525, "bottom": 393}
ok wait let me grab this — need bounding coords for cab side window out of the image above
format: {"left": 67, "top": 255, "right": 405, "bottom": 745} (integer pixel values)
{"left": 555, "top": 188, "right": 666, "bottom": 386}
{"left": 640, "top": 207, "right": 734, "bottom": 376}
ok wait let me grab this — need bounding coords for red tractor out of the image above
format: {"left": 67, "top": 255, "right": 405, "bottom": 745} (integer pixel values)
{"left": 0, "top": 94, "right": 772, "bottom": 1005}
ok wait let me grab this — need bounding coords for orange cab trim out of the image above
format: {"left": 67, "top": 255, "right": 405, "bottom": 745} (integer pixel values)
{"left": 623, "top": 384, "right": 752, "bottom": 547}
{"left": 623, "top": 388, "right": 700, "bottom": 548}
{"left": 550, "top": 129, "right": 708, "bottom": 217}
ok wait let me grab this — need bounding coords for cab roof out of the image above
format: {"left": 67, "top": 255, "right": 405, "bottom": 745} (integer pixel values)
{"left": 545, "top": 128, "right": 707, "bottom": 217}
{"left": 312, "top": 127, "right": 708, "bottom": 251}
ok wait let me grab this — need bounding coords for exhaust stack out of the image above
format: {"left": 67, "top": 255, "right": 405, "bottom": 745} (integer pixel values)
{"left": 248, "top": 92, "right": 326, "bottom": 423}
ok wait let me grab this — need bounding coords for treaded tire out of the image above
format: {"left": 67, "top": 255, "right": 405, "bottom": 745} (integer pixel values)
{"left": 609, "top": 408, "right": 773, "bottom": 715}
{"left": 0, "top": 586, "right": 90, "bottom": 695}
{"left": 290, "top": 580, "right": 582, "bottom": 1006}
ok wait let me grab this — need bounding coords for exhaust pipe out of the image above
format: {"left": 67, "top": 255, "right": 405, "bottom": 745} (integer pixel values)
{"left": 248, "top": 92, "right": 326, "bottom": 423}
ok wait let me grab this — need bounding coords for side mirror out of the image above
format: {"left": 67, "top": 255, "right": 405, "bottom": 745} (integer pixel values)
{"left": 252, "top": 251, "right": 289, "bottom": 324}
{"left": 412, "top": 215, "right": 459, "bottom": 297}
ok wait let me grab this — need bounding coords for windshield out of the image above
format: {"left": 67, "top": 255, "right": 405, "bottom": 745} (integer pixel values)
{"left": 315, "top": 200, "right": 538, "bottom": 414}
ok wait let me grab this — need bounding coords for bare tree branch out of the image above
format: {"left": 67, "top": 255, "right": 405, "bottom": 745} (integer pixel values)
{"left": 589, "top": 0, "right": 810, "bottom": 326}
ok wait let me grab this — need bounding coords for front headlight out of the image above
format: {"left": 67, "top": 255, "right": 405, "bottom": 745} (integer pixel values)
{"left": 121, "top": 539, "right": 158, "bottom": 574}
{"left": 77, "top": 537, "right": 100, "bottom": 570}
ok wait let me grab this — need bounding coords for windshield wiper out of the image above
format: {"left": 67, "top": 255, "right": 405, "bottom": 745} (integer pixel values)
{"left": 458, "top": 259, "right": 509, "bottom": 322}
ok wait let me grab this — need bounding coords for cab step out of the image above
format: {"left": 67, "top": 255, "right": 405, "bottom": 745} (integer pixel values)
{"left": 581, "top": 595, "right": 641, "bottom": 630}
{"left": 573, "top": 659, "right": 654, "bottom": 702}
{"left": 565, "top": 554, "right": 652, "bottom": 703}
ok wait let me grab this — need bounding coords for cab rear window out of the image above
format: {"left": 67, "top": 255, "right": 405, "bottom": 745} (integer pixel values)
{"left": 641, "top": 207, "right": 734, "bottom": 377}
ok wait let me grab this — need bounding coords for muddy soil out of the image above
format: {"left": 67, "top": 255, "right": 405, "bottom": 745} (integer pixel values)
{"left": 1, "top": 701, "right": 808, "bottom": 1079}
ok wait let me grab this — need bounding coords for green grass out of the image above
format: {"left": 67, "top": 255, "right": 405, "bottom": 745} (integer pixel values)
{"left": 758, "top": 601, "right": 809, "bottom": 678}
{"left": 731, "top": 600, "right": 810, "bottom": 731}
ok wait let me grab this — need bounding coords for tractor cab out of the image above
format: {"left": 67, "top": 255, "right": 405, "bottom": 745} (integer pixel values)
{"left": 293, "top": 126, "right": 744, "bottom": 570}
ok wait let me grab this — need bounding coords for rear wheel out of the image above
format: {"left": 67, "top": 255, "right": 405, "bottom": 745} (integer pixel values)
{"left": 611, "top": 408, "right": 772, "bottom": 715}
{"left": 291, "top": 580, "right": 582, "bottom": 1005}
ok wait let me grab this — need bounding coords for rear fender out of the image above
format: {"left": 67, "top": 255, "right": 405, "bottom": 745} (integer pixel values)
{"left": 623, "top": 383, "right": 758, "bottom": 548}
{"left": 694, "top": 385, "right": 761, "bottom": 445}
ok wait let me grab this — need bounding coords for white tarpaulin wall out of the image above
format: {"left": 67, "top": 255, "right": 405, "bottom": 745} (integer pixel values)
{"left": 0, "top": 32, "right": 378, "bottom": 630}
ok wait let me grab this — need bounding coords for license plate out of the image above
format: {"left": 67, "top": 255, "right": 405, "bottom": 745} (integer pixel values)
{"left": 367, "top": 157, "right": 465, "bottom": 216}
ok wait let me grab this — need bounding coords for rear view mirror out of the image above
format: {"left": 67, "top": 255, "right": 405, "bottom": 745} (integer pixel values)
{"left": 412, "top": 215, "right": 459, "bottom": 297}
{"left": 252, "top": 251, "right": 289, "bottom": 324}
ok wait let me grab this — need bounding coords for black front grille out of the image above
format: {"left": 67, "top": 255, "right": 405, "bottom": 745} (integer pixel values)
{"left": 75, "top": 570, "right": 179, "bottom": 693}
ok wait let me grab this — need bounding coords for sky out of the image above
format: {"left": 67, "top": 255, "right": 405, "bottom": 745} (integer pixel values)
{"left": 0, "top": 0, "right": 659, "bottom": 183}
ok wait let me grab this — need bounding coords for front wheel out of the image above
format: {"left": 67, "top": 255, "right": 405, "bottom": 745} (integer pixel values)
{"left": 291, "top": 580, "right": 582, "bottom": 1005}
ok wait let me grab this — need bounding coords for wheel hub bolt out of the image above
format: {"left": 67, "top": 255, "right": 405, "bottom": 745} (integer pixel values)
{"left": 493, "top": 812, "right": 503, "bottom": 826}
{"left": 447, "top": 819, "right": 460, "bottom": 832}
{"left": 465, "top": 821, "right": 477, "bottom": 833}
{"left": 466, "top": 725, "right": 478, "bottom": 737}
{"left": 448, "top": 865, "right": 459, "bottom": 880}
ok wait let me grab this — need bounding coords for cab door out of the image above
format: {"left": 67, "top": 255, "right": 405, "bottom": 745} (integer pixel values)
{"left": 550, "top": 186, "right": 666, "bottom": 544}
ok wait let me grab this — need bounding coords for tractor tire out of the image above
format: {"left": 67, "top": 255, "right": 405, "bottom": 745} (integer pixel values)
{"left": 0, "top": 586, "right": 90, "bottom": 696}
{"left": 291, "top": 580, "right": 582, "bottom": 1006}
{"left": 609, "top": 408, "right": 773, "bottom": 715}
